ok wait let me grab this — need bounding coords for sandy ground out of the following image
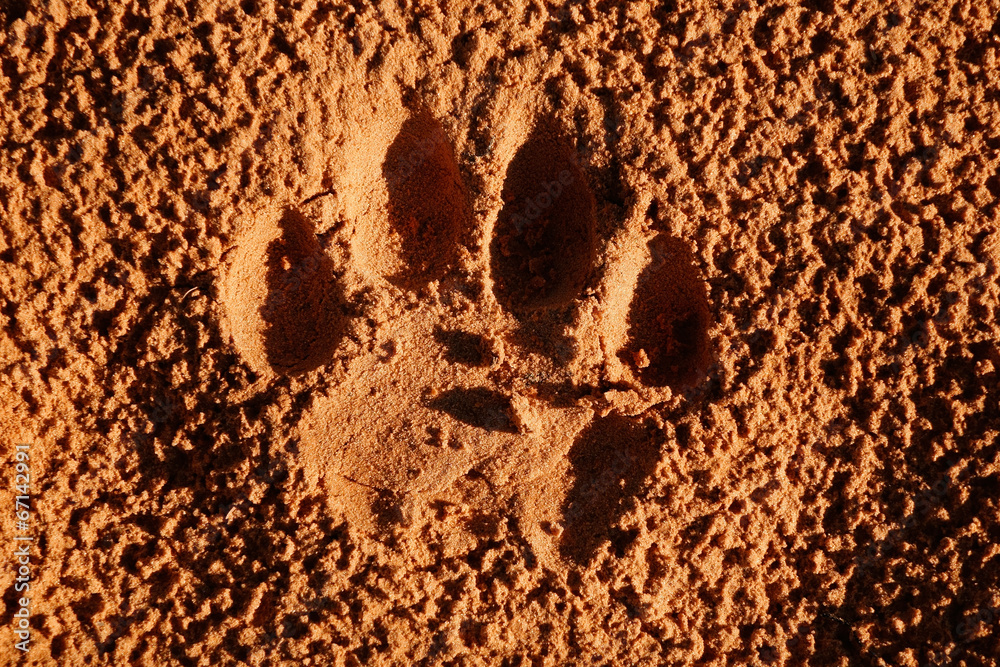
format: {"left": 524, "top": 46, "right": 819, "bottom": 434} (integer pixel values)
{"left": 1, "top": 0, "right": 1000, "bottom": 665}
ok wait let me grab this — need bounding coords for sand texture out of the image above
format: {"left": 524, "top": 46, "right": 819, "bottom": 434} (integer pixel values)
{"left": 1, "top": 0, "right": 1000, "bottom": 665}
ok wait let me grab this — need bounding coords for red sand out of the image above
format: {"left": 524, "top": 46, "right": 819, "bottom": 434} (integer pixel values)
{"left": 1, "top": 1, "right": 999, "bottom": 665}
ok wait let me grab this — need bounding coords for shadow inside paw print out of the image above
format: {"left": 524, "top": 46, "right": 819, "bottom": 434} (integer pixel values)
{"left": 261, "top": 210, "right": 346, "bottom": 373}
{"left": 382, "top": 104, "right": 470, "bottom": 289}
{"left": 621, "top": 234, "right": 710, "bottom": 389}
{"left": 223, "top": 207, "right": 346, "bottom": 376}
{"left": 490, "top": 116, "right": 596, "bottom": 315}
{"left": 559, "top": 414, "right": 659, "bottom": 564}
{"left": 432, "top": 327, "right": 493, "bottom": 367}
{"left": 427, "top": 387, "right": 518, "bottom": 434}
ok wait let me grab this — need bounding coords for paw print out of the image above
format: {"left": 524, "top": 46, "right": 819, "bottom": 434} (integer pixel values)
{"left": 219, "top": 90, "right": 712, "bottom": 566}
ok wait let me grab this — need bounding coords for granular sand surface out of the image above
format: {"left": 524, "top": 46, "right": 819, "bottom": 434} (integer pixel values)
{"left": 1, "top": 1, "right": 999, "bottom": 665}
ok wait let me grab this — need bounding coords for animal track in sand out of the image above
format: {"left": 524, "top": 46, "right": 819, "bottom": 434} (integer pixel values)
{"left": 559, "top": 413, "right": 660, "bottom": 564}
{"left": 334, "top": 96, "right": 473, "bottom": 291}
{"left": 490, "top": 116, "right": 597, "bottom": 315}
{"left": 220, "top": 99, "right": 714, "bottom": 566}
{"left": 381, "top": 105, "right": 471, "bottom": 288}
{"left": 220, "top": 207, "right": 346, "bottom": 376}
{"left": 621, "top": 235, "right": 711, "bottom": 389}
